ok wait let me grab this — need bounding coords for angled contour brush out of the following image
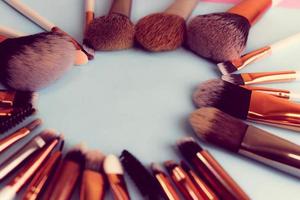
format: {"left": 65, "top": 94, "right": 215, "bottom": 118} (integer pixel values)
{"left": 193, "top": 79, "right": 300, "bottom": 131}
{"left": 190, "top": 107, "right": 300, "bottom": 178}
{"left": 187, "top": 0, "right": 282, "bottom": 62}
{"left": 84, "top": 0, "right": 135, "bottom": 51}
{"left": 3, "top": 0, "right": 92, "bottom": 62}
{"left": 218, "top": 32, "right": 300, "bottom": 75}
{"left": 135, "top": 0, "right": 198, "bottom": 51}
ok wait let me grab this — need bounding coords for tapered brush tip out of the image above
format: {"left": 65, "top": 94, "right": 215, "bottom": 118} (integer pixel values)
{"left": 187, "top": 13, "right": 250, "bottom": 62}
{"left": 164, "top": 160, "right": 178, "bottom": 170}
{"left": 189, "top": 107, "right": 247, "bottom": 152}
{"left": 84, "top": 150, "right": 105, "bottom": 171}
{"left": 177, "top": 137, "right": 203, "bottom": 161}
{"left": 217, "top": 61, "right": 239, "bottom": 75}
{"left": 135, "top": 13, "right": 186, "bottom": 51}
{"left": 150, "top": 163, "right": 164, "bottom": 174}
{"left": 85, "top": 13, "right": 135, "bottom": 51}
{"left": 39, "top": 129, "right": 59, "bottom": 143}
{"left": 65, "top": 143, "right": 87, "bottom": 165}
{"left": 221, "top": 74, "right": 244, "bottom": 85}
{"left": 103, "top": 154, "right": 124, "bottom": 174}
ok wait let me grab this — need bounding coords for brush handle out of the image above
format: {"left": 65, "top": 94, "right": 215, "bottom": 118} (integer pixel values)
{"left": 84, "top": 0, "right": 95, "bottom": 34}
{"left": 0, "top": 26, "right": 24, "bottom": 38}
{"left": 109, "top": 0, "right": 132, "bottom": 17}
{"left": 227, "top": 0, "right": 272, "bottom": 25}
{"left": 80, "top": 170, "right": 105, "bottom": 200}
{"left": 271, "top": 32, "right": 300, "bottom": 52}
{"left": 3, "top": 0, "right": 55, "bottom": 31}
{"left": 240, "top": 71, "right": 299, "bottom": 85}
{"left": 240, "top": 125, "right": 300, "bottom": 177}
{"left": 165, "top": 0, "right": 199, "bottom": 19}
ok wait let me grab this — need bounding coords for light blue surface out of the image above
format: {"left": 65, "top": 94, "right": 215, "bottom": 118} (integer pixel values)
{"left": 0, "top": 0, "right": 300, "bottom": 199}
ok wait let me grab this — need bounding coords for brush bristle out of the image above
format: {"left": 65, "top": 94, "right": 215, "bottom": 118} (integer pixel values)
{"left": 103, "top": 154, "right": 124, "bottom": 174}
{"left": 177, "top": 137, "right": 203, "bottom": 162}
{"left": 187, "top": 13, "right": 250, "bottom": 62}
{"left": 192, "top": 79, "right": 251, "bottom": 119}
{"left": 84, "top": 13, "right": 135, "bottom": 51}
{"left": 189, "top": 107, "right": 247, "bottom": 152}
{"left": 39, "top": 129, "right": 58, "bottom": 143}
{"left": 64, "top": 144, "right": 86, "bottom": 165}
{"left": 120, "top": 150, "right": 163, "bottom": 198}
{"left": 221, "top": 74, "right": 244, "bottom": 85}
{"left": 84, "top": 150, "right": 105, "bottom": 171}
{"left": 0, "top": 32, "right": 76, "bottom": 91}
{"left": 164, "top": 160, "right": 178, "bottom": 170}
{"left": 7, "top": 91, "right": 37, "bottom": 107}
{"left": 150, "top": 163, "right": 164, "bottom": 174}
{"left": 135, "top": 13, "right": 186, "bottom": 51}
{"left": 217, "top": 61, "right": 239, "bottom": 75}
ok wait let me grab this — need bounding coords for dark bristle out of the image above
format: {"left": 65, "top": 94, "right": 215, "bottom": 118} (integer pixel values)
{"left": 120, "top": 150, "right": 163, "bottom": 199}
{"left": 64, "top": 144, "right": 86, "bottom": 166}
{"left": 187, "top": 13, "right": 250, "bottom": 62}
{"left": 164, "top": 160, "right": 178, "bottom": 170}
{"left": 180, "top": 161, "right": 192, "bottom": 172}
{"left": 85, "top": 150, "right": 105, "bottom": 171}
{"left": 189, "top": 107, "right": 247, "bottom": 152}
{"left": 85, "top": 13, "right": 135, "bottom": 51}
{"left": 0, "top": 105, "right": 36, "bottom": 133}
{"left": 192, "top": 79, "right": 251, "bottom": 119}
{"left": 177, "top": 137, "right": 203, "bottom": 162}
{"left": 39, "top": 130, "right": 58, "bottom": 143}
{"left": 13, "top": 91, "right": 37, "bottom": 107}
{"left": 221, "top": 74, "right": 245, "bottom": 85}
{"left": 217, "top": 61, "right": 239, "bottom": 75}
{"left": 150, "top": 163, "right": 164, "bottom": 174}
{"left": 135, "top": 13, "right": 186, "bottom": 51}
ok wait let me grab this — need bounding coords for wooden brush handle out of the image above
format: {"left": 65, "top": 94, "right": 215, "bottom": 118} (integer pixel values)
{"left": 227, "top": 0, "right": 273, "bottom": 25}
{"left": 4, "top": 0, "right": 55, "bottom": 31}
{"left": 165, "top": 0, "right": 199, "bottom": 20}
{"left": 0, "top": 26, "right": 24, "bottom": 38}
{"left": 80, "top": 171, "right": 105, "bottom": 200}
{"left": 109, "top": 0, "right": 132, "bottom": 17}
{"left": 84, "top": 0, "right": 95, "bottom": 33}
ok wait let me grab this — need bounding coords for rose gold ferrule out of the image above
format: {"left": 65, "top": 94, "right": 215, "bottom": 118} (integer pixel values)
{"left": 0, "top": 128, "right": 30, "bottom": 153}
{"left": 239, "top": 125, "right": 300, "bottom": 177}
{"left": 0, "top": 107, "right": 13, "bottom": 116}
{"left": 85, "top": 11, "right": 94, "bottom": 34}
{"left": 109, "top": 0, "right": 132, "bottom": 17}
{"left": 242, "top": 85, "right": 290, "bottom": 100}
{"left": 106, "top": 174, "right": 130, "bottom": 200}
{"left": 227, "top": 0, "right": 272, "bottom": 25}
{"left": 154, "top": 172, "right": 181, "bottom": 200}
{"left": 0, "top": 91, "right": 16, "bottom": 106}
{"left": 248, "top": 91, "right": 300, "bottom": 131}
{"left": 241, "top": 70, "right": 297, "bottom": 85}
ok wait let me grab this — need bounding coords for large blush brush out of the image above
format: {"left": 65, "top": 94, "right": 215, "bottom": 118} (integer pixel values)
{"left": 190, "top": 107, "right": 300, "bottom": 178}
{"left": 84, "top": 0, "right": 135, "bottom": 51}
{"left": 187, "top": 0, "right": 282, "bottom": 62}
{"left": 135, "top": 0, "right": 198, "bottom": 51}
{"left": 3, "top": 0, "right": 92, "bottom": 62}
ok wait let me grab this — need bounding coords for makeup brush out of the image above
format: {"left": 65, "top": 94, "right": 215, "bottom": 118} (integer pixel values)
{"left": 177, "top": 137, "right": 250, "bottom": 200}
{"left": 0, "top": 106, "right": 36, "bottom": 134}
{"left": 150, "top": 163, "right": 181, "bottom": 200}
{"left": 23, "top": 139, "right": 64, "bottom": 200}
{"left": 80, "top": 150, "right": 106, "bottom": 200}
{"left": 218, "top": 32, "right": 300, "bottom": 74}
{"left": 190, "top": 107, "right": 300, "bottom": 178}
{"left": 164, "top": 160, "right": 204, "bottom": 200}
{"left": 0, "top": 135, "right": 60, "bottom": 200}
{"left": 192, "top": 79, "right": 300, "bottom": 131}
{"left": 187, "top": 0, "right": 282, "bottom": 62}
{"left": 43, "top": 144, "right": 86, "bottom": 200}
{"left": 0, "top": 130, "right": 57, "bottom": 181}
{"left": 180, "top": 161, "right": 219, "bottom": 200}
{"left": 3, "top": 0, "right": 93, "bottom": 61}
{"left": 120, "top": 150, "right": 164, "bottom": 199}
{"left": 84, "top": 0, "right": 95, "bottom": 35}
{"left": 84, "top": 0, "right": 135, "bottom": 51}
{"left": 0, "top": 90, "right": 37, "bottom": 107}
{"left": 0, "top": 118, "right": 42, "bottom": 153}
{"left": 0, "top": 25, "right": 25, "bottom": 39}
{"left": 135, "top": 0, "right": 198, "bottom": 51}
{"left": 103, "top": 154, "right": 130, "bottom": 200}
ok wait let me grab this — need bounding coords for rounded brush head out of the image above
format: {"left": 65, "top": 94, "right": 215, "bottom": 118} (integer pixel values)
{"left": 103, "top": 154, "right": 124, "bottom": 175}
{"left": 84, "top": 13, "right": 135, "bottom": 51}
{"left": 84, "top": 150, "right": 105, "bottom": 171}
{"left": 135, "top": 13, "right": 186, "bottom": 51}
{"left": 0, "top": 32, "right": 76, "bottom": 91}
{"left": 187, "top": 13, "right": 251, "bottom": 62}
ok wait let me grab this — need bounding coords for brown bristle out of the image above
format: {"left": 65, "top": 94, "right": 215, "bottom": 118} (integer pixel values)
{"left": 135, "top": 13, "right": 186, "bottom": 51}
{"left": 221, "top": 74, "right": 244, "bottom": 85}
{"left": 84, "top": 150, "right": 105, "bottom": 171}
{"left": 84, "top": 13, "right": 135, "bottom": 51}
{"left": 187, "top": 13, "right": 250, "bottom": 62}
{"left": 189, "top": 107, "right": 247, "bottom": 152}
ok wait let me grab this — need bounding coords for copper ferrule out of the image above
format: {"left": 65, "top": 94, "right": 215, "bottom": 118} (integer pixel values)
{"left": 239, "top": 125, "right": 300, "bottom": 177}
{"left": 153, "top": 171, "right": 181, "bottom": 200}
{"left": 166, "top": 162, "right": 203, "bottom": 200}
{"left": 241, "top": 70, "right": 297, "bottom": 85}
{"left": 23, "top": 151, "right": 62, "bottom": 200}
{"left": 0, "top": 127, "right": 30, "bottom": 153}
{"left": 84, "top": 11, "right": 94, "bottom": 34}
{"left": 109, "top": 0, "right": 132, "bottom": 17}
{"left": 106, "top": 174, "right": 130, "bottom": 200}
{"left": 7, "top": 139, "right": 59, "bottom": 192}
{"left": 242, "top": 85, "right": 291, "bottom": 100}
{"left": 0, "top": 91, "right": 16, "bottom": 106}
{"left": 248, "top": 91, "right": 300, "bottom": 131}
{"left": 227, "top": 0, "right": 272, "bottom": 25}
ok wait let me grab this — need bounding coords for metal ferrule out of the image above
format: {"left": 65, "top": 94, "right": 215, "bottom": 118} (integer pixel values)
{"left": 242, "top": 70, "right": 297, "bottom": 85}
{"left": 242, "top": 85, "right": 290, "bottom": 100}
{"left": 239, "top": 125, "right": 300, "bottom": 177}
{"left": 0, "top": 91, "right": 16, "bottom": 107}
{"left": 107, "top": 174, "right": 130, "bottom": 200}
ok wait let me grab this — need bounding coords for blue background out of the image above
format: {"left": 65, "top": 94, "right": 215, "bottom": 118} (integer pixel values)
{"left": 0, "top": 0, "right": 299, "bottom": 199}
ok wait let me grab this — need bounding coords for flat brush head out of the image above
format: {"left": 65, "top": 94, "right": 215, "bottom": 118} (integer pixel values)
{"left": 221, "top": 74, "right": 244, "bottom": 85}
{"left": 189, "top": 107, "right": 248, "bottom": 152}
{"left": 218, "top": 60, "right": 239, "bottom": 75}
{"left": 0, "top": 32, "right": 76, "bottom": 91}
{"left": 135, "top": 13, "right": 186, "bottom": 51}
{"left": 192, "top": 79, "right": 251, "bottom": 119}
{"left": 176, "top": 137, "right": 203, "bottom": 162}
{"left": 84, "top": 150, "right": 105, "bottom": 172}
{"left": 187, "top": 13, "right": 250, "bottom": 62}
{"left": 64, "top": 144, "right": 86, "bottom": 166}
{"left": 84, "top": 13, "right": 135, "bottom": 51}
